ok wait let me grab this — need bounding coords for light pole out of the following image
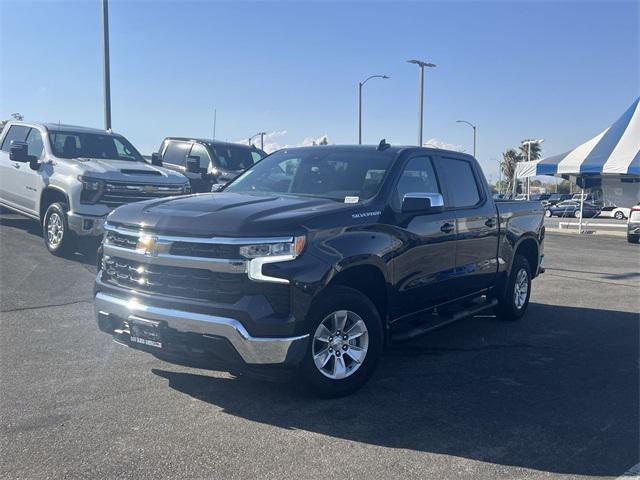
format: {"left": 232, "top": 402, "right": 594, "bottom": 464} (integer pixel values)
{"left": 456, "top": 120, "right": 476, "bottom": 158}
{"left": 249, "top": 132, "right": 266, "bottom": 150}
{"left": 101, "top": 0, "right": 111, "bottom": 131}
{"left": 521, "top": 139, "right": 544, "bottom": 200}
{"left": 407, "top": 59, "right": 436, "bottom": 146}
{"left": 358, "top": 75, "right": 389, "bottom": 144}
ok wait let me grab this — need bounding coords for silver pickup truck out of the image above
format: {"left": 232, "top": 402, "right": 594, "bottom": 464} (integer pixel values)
{"left": 0, "top": 121, "right": 190, "bottom": 255}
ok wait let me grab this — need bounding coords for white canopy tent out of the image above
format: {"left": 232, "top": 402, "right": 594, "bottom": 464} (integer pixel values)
{"left": 514, "top": 98, "right": 640, "bottom": 232}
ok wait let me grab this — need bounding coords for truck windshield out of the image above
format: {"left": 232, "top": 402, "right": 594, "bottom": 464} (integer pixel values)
{"left": 225, "top": 149, "right": 395, "bottom": 201}
{"left": 49, "top": 130, "right": 144, "bottom": 162}
{"left": 210, "top": 144, "right": 264, "bottom": 171}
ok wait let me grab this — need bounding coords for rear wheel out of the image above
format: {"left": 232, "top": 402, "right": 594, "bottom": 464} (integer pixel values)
{"left": 494, "top": 254, "right": 532, "bottom": 321}
{"left": 43, "top": 202, "right": 76, "bottom": 256}
{"left": 574, "top": 210, "right": 582, "bottom": 219}
{"left": 544, "top": 209, "right": 552, "bottom": 217}
{"left": 614, "top": 211, "right": 625, "bottom": 220}
{"left": 299, "top": 286, "right": 383, "bottom": 397}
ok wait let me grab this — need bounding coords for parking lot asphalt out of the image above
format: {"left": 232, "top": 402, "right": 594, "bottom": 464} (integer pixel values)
{"left": 1, "top": 211, "right": 638, "bottom": 480}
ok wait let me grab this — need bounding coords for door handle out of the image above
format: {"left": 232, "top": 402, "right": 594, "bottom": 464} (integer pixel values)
{"left": 485, "top": 218, "right": 496, "bottom": 228}
{"left": 13, "top": 162, "right": 20, "bottom": 169}
{"left": 440, "top": 222, "right": 455, "bottom": 234}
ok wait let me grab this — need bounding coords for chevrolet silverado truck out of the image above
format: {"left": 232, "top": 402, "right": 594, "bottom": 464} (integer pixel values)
{"left": 94, "top": 143, "right": 544, "bottom": 396}
{"left": 0, "top": 122, "right": 190, "bottom": 256}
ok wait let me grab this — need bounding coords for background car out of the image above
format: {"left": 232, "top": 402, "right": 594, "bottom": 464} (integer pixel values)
{"left": 153, "top": 138, "right": 266, "bottom": 193}
{"left": 544, "top": 193, "right": 572, "bottom": 206}
{"left": 545, "top": 200, "right": 600, "bottom": 218}
{"left": 598, "top": 205, "right": 632, "bottom": 220}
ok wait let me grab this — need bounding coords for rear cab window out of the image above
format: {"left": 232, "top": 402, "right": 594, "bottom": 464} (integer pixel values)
{"left": 436, "top": 156, "right": 482, "bottom": 208}
{"left": 162, "top": 141, "right": 191, "bottom": 167}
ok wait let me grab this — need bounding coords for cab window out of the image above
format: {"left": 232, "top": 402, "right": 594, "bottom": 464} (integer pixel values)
{"left": 1, "top": 125, "right": 30, "bottom": 151}
{"left": 163, "top": 141, "right": 190, "bottom": 167}
{"left": 25, "top": 128, "right": 44, "bottom": 158}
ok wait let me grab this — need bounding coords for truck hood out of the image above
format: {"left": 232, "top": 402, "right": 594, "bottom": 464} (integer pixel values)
{"left": 69, "top": 158, "right": 186, "bottom": 184}
{"left": 106, "top": 192, "right": 363, "bottom": 236}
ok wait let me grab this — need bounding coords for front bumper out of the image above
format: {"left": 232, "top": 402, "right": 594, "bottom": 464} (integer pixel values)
{"left": 68, "top": 211, "right": 107, "bottom": 236}
{"left": 94, "top": 292, "right": 309, "bottom": 365}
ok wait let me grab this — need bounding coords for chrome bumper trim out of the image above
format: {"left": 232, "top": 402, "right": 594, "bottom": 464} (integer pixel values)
{"left": 94, "top": 292, "right": 308, "bottom": 364}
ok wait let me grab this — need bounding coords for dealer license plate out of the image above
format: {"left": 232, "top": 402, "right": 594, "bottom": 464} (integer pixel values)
{"left": 129, "top": 317, "right": 162, "bottom": 349}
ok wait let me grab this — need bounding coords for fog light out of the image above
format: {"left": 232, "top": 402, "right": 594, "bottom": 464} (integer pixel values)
{"left": 83, "top": 219, "right": 94, "bottom": 230}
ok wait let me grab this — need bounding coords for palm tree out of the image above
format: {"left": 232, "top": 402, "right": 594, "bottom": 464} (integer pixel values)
{"left": 502, "top": 149, "right": 523, "bottom": 193}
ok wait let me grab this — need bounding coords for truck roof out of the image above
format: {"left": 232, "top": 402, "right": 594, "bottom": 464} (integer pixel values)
{"left": 270, "top": 144, "right": 474, "bottom": 158}
{"left": 9, "top": 121, "right": 123, "bottom": 136}
{"left": 164, "top": 137, "right": 262, "bottom": 150}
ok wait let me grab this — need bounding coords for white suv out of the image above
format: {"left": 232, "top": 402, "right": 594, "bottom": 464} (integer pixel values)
{"left": 0, "top": 121, "right": 190, "bottom": 256}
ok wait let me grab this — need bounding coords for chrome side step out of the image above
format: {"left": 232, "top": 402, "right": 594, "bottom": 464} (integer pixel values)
{"left": 391, "top": 297, "right": 498, "bottom": 343}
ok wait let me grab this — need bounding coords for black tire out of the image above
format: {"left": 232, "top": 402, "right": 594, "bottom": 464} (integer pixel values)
{"left": 43, "top": 202, "right": 76, "bottom": 256}
{"left": 628, "top": 234, "right": 640, "bottom": 244}
{"left": 544, "top": 209, "right": 552, "bottom": 217}
{"left": 299, "top": 286, "right": 383, "bottom": 398}
{"left": 614, "top": 211, "right": 625, "bottom": 220}
{"left": 494, "top": 254, "right": 532, "bottom": 321}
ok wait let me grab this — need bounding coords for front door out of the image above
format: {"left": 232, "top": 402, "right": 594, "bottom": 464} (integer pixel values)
{"left": 388, "top": 156, "right": 457, "bottom": 318}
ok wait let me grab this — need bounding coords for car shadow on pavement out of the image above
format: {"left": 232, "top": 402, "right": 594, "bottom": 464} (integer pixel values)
{"left": 152, "top": 303, "right": 639, "bottom": 477}
{"left": 0, "top": 214, "right": 99, "bottom": 267}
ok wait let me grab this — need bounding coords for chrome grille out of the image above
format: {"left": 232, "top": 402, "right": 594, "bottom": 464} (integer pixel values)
{"left": 100, "top": 182, "right": 185, "bottom": 207}
{"left": 102, "top": 255, "right": 290, "bottom": 314}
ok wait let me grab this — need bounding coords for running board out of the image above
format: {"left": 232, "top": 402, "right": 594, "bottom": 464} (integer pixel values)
{"left": 391, "top": 298, "right": 498, "bottom": 343}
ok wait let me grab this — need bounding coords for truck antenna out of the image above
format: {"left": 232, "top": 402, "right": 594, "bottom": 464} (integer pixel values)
{"left": 377, "top": 139, "right": 390, "bottom": 151}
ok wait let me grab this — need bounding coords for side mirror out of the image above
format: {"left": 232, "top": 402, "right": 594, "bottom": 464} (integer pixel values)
{"left": 402, "top": 192, "right": 444, "bottom": 214}
{"left": 9, "top": 141, "right": 29, "bottom": 162}
{"left": 186, "top": 155, "right": 203, "bottom": 174}
{"left": 151, "top": 152, "right": 163, "bottom": 166}
{"left": 210, "top": 183, "right": 225, "bottom": 192}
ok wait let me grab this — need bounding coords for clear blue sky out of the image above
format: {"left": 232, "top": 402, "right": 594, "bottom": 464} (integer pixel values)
{"left": 1, "top": 0, "right": 638, "bottom": 180}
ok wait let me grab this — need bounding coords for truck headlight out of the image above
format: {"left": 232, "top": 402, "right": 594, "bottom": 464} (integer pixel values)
{"left": 242, "top": 236, "right": 306, "bottom": 284}
{"left": 182, "top": 182, "right": 192, "bottom": 194}
{"left": 240, "top": 236, "right": 305, "bottom": 259}
{"left": 78, "top": 175, "right": 104, "bottom": 204}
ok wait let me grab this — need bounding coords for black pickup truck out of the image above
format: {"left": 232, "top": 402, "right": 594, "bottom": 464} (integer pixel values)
{"left": 95, "top": 144, "right": 544, "bottom": 396}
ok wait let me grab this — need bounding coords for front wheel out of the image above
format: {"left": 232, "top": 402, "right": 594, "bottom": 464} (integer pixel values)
{"left": 299, "top": 286, "right": 383, "bottom": 397}
{"left": 544, "top": 209, "right": 552, "bottom": 217}
{"left": 614, "top": 211, "right": 625, "bottom": 220}
{"left": 43, "top": 202, "right": 76, "bottom": 256}
{"left": 574, "top": 210, "right": 582, "bottom": 219}
{"left": 494, "top": 254, "right": 532, "bottom": 321}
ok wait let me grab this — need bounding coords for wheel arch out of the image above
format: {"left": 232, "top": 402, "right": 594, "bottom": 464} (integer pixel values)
{"left": 39, "top": 187, "right": 69, "bottom": 221}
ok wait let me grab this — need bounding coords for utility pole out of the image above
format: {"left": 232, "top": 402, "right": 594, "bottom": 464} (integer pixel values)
{"left": 456, "top": 120, "right": 477, "bottom": 158}
{"left": 101, "top": 0, "right": 112, "bottom": 131}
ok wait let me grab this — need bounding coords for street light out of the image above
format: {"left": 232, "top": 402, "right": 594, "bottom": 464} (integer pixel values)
{"left": 358, "top": 75, "right": 389, "bottom": 144}
{"left": 248, "top": 132, "right": 267, "bottom": 150}
{"left": 407, "top": 59, "right": 436, "bottom": 146}
{"left": 521, "top": 138, "right": 544, "bottom": 200}
{"left": 456, "top": 120, "right": 477, "bottom": 158}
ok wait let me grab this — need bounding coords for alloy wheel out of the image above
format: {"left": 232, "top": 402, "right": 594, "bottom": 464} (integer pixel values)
{"left": 47, "top": 212, "right": 64, "bottom": 248}
{"left": 513, "top": 268, "right": 529, "bottom": 309}
{"left": 312, "top": 310, "right": 369, "bottom": 380}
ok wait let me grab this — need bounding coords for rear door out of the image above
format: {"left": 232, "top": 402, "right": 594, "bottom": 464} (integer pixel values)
{"left": 435, "top": 155, "right": 499, "bottom": 295}
{"left": 390, "top": 155, "right": 457, "bottom": 317}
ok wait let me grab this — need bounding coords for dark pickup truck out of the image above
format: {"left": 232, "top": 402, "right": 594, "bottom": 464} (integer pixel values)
{"left": 95, "top": 144, "right": 544, "bottom": 396}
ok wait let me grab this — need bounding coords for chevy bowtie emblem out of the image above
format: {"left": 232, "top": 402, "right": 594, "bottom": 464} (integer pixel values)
{"left": 136, "top": 235, "right": 171, "bottom": 256}
{"left": 142, "top": 185, "right": 157, "bottom": 193}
